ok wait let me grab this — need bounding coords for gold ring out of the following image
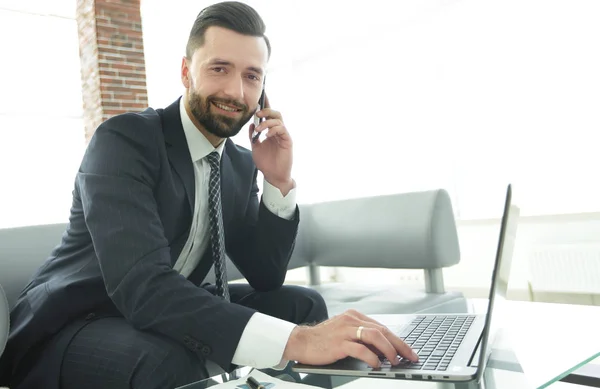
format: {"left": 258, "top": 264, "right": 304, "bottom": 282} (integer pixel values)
{"left": 357, "top": 326, "right": 364, "bottom": 342}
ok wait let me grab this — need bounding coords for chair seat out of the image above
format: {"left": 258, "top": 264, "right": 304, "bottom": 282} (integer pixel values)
{"left": 0, "top": 284, "right": 9, "bottom": 357}
{"left": 309, "top": 283, "right": 467, "bottom": 316}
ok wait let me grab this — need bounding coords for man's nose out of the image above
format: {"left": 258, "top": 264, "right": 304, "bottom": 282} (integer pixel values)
{"left": 222, "top": 75, "right": 244, "bottom": 102}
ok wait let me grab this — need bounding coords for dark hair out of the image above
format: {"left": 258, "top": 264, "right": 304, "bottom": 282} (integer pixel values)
{"left": 185, "top": 1, "right": 271, "bottom": 59}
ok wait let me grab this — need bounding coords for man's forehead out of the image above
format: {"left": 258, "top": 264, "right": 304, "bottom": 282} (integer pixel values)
{"left": 199, "top": 26, "right": 269, "bottom": 62}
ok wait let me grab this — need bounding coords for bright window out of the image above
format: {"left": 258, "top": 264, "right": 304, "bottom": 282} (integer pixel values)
{"left": 0, "top": 2, "right": 84, "bottom": 228}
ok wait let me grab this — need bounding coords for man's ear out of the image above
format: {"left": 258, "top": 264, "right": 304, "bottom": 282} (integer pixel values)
{"left": 181, "top": 56, "right": 191, "bottom": 88}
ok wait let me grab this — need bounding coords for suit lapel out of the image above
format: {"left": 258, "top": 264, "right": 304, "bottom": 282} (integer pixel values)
{"left": 161, "top": 98, "right": 195, "bottom": 212}
{"left": 160, "top": 99, "right": 236, "bottom": 231}
{"left": 221, "top": 141, "right": 236, "bottom": 227}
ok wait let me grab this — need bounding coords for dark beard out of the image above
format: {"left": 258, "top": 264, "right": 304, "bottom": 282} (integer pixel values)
{"left": 188, "top": 90, "right": 254, "bottom": 138}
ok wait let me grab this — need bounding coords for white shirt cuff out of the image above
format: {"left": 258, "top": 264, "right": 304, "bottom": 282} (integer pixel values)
{"left": 231, "top": 312, "right": 297, "bottom": 369}
{"left": 262, "top": 179, "right": 297, "bottom": 220}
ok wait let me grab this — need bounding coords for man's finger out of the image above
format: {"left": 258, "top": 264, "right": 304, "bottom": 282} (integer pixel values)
{"left": 380, "top": 326, "right": 417, "bottom": 362}
{"left": 385, "top": 330, "right": 418, "bottom": 362}
{"left": 346, "top": 310, "right": 418, "bottom": 362}
{"left": 364, "top": 322, "right": 417, "bottom": 362}
{"left": 254, "top": 118, "right": 283, "bottom": 134}
{"left": 346, "top": 309, "right": 384, "bottom": 326}
{"left": 344, "top": 341, "right": 380, "bottom": 369}
{"left": 249, "top": 123, "right": 263, "bottom": 145}
{"left": 355, "top": 327, "right": 399, "bottom": 366}
{"left": 262, "top": 127, "right": 292, "bottom": 148}
{"left": 256, "top": 107, "right": 282, "bottom": 120}
{"left": 264, "top": 126, "right": 290, "bottom": 140}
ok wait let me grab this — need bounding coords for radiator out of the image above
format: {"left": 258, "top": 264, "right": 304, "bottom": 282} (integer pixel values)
{"left": 527, "top": 244, "right": 600, "bottom": 294}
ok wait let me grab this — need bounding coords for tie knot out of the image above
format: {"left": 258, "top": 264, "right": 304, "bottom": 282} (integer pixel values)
{"left": 206, "top": 151, "right": 220, "bottom": 170}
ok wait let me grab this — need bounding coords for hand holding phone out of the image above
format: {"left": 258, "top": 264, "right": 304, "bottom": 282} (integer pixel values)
{"left": 247, "top": 83, "right": 294, "bottom": 195}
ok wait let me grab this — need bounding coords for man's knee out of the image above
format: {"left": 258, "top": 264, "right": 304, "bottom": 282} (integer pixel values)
{"left": 132, "top": 338, "right": 206, "bottom": 389}
{"left": 280, "top": 285, "right": 329, "bottom": 325}
{"left": 60, "top": 318, "right": 206, "bottom": 389}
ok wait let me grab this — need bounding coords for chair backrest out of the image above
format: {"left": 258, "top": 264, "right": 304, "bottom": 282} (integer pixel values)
{"left": 0, "top": 223, "right": 67, "bottom": 309}
{"left": 0, "top": 189, "right": 460, "bottom": 296}
{"left": 0, "top": 283, "right": 8, "bottom": 357}
{"left": 299, "top": 189, "right": 461, "bottom": 269}
{"left": 152, "top": 189, "right": 462, "bottom": 283}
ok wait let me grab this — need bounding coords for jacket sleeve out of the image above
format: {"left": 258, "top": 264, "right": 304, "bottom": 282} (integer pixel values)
{"left": 77, "top": 114, "right": 255, "bottom": 370}
{"left": 225, "top": 167, "right": 300, "bottom": 292}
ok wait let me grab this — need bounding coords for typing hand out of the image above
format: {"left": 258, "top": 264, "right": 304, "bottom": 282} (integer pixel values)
{"left": 283, "top": 309, "right": 418, "bottom": 369}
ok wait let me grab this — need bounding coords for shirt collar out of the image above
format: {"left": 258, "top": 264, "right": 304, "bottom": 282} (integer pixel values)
{"left": 179, "top": 97, "right": 226, "bottom": 163}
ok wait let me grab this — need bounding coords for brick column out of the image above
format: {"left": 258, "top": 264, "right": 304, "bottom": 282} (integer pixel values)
{"left": 76, "top": 0, "right": 148, "bottom": 141}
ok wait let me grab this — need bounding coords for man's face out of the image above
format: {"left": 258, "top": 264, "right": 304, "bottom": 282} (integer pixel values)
{"left": 182, "top": 26, "right": 268, "bottom": 139}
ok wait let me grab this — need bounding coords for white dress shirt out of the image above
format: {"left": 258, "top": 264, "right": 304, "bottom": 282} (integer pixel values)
{"left": 174, "top": 99, "right": 297, "bottom": 369}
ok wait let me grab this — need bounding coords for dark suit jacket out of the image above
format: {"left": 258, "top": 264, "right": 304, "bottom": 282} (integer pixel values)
{"left": 0, "top": 98, "right": 299, "bottom": 387}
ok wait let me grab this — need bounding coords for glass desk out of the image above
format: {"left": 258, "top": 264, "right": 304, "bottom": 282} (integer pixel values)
{"left": 177, "top": 298, "right": 600, "bottom": 389}
{"left": 560, "top": 355, "right": 600, "bottom": 387}
{"left": 330, "top": 329, "right": 599, "bottom": 389}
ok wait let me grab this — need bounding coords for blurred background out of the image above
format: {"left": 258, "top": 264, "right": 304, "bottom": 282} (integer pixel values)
{"left": 1, "top": 0, "right": 599, "bottom": 304}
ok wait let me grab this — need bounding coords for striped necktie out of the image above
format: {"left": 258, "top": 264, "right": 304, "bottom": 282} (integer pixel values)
{"left": 206, "top": 151, "right": 230, "bottom": 302}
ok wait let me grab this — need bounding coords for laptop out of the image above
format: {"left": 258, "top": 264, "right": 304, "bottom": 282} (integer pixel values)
{"left": 293, "top": 184, "right": 519, "bottom": 383}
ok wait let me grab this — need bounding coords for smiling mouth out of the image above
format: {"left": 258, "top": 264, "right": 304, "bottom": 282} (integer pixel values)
{"left": 211, "top": 101, "right": 242, "bottom": 113}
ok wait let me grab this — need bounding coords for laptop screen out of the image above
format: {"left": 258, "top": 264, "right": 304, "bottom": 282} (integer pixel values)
{"left": 475, "top": 184, "right": 520, "bottom": 375}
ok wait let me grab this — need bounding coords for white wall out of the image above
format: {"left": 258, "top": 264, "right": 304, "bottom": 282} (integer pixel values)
{"left": 141, "top": 0, "right": 600, "bottom": 219}
{"left": 281, "top": 0, "right": 600, "bottom": 219}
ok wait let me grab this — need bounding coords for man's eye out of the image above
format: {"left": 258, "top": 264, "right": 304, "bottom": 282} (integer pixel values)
{"left": 212, "top": 67, "right": 225, "bottom": 73}
{"left": 247, "top": 74, "right": 260, "bottom": 81}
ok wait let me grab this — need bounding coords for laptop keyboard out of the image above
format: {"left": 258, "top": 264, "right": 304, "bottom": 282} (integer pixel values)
{"left": 382, "top": 315, "right": 476, "bottom": 371}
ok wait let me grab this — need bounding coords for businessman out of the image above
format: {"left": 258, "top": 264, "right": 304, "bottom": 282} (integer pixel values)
{"left": 0, "top": 2, "right": 417, "bottom": 389}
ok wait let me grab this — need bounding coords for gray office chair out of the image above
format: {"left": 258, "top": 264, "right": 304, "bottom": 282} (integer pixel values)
{"left": 0, "top": 283, "right": 8, "bottom": 358}
{"left": 0, "top": 224, "right": 233, "bottom": 384}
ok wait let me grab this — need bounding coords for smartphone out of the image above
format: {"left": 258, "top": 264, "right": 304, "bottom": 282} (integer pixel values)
{"left": 252, "top": 82, "right": 266, "bottom": 143}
